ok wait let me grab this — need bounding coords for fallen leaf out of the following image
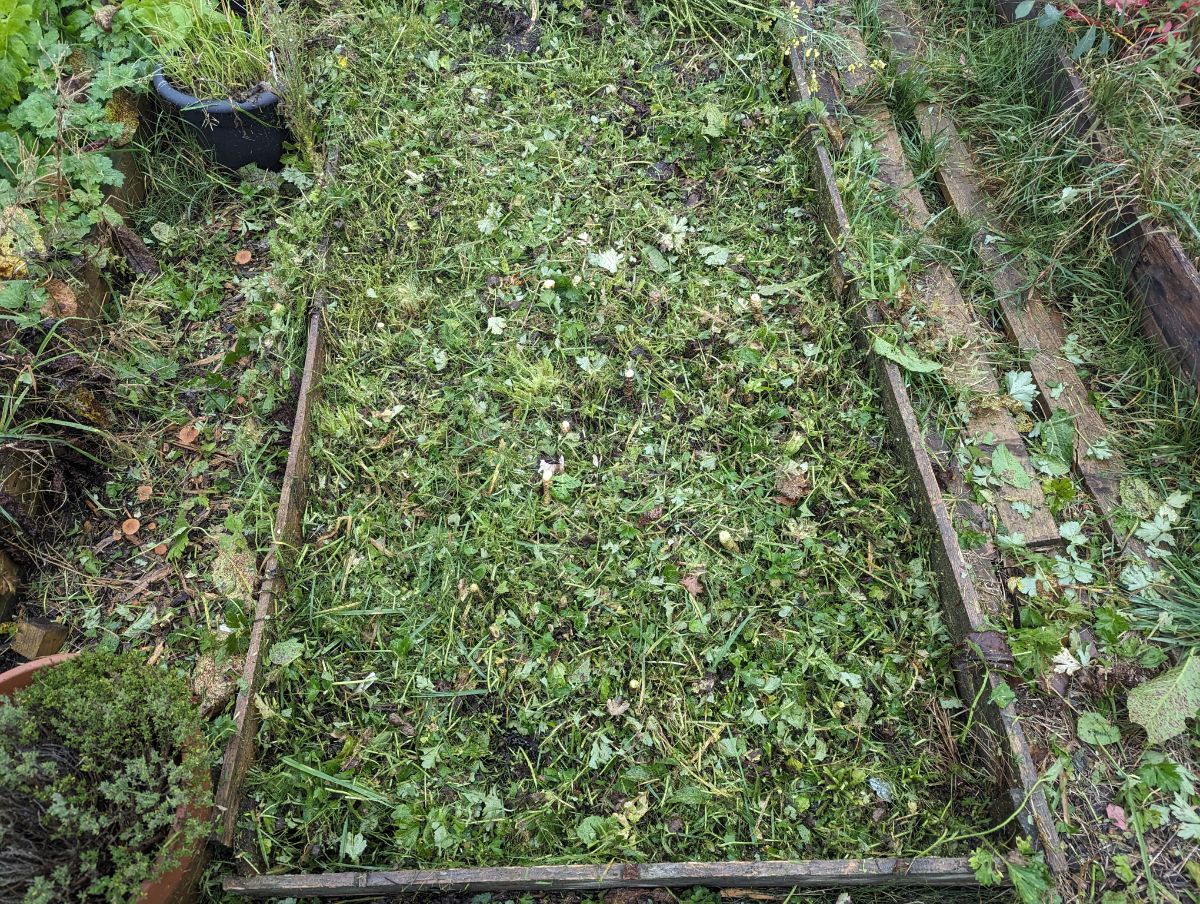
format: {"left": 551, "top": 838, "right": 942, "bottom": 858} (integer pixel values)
{"left": 606, "top": 697, "right": 630, "bottom": 717}
{"left": 40, "top": 278, "right": 80, "bottom": 319}
{"left": 177, "top": 423, "right": 199, "bottom": 445}
{"left": 681, "top": 573, "right": 704, "bottom": 597}
{"left": 1106, "top": 803, "right": 1127, "bottom": 831}
{"left": 1127, "top": 653, "right": 1200, "bottom": 745}
{"left": 774, "top": 465, "right": 810, "bottom": 503}
{"left": 637, "top": 506, "right": 664, "bottom": 528}
{"left": 111, "top": 224, "right": 159, "bottom": 276}
{"left": 234, "top": 249, "right": 253, "bottom": 265}
{"left": 121, "top": 518, "right": 140, "bottom": 538}
{"left": 136, "top": 484, "right": 152, "bottom": 502}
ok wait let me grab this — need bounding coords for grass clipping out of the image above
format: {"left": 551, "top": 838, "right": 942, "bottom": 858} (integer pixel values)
{"left": 245, "top": 1, "right": 992, "bottom": 869}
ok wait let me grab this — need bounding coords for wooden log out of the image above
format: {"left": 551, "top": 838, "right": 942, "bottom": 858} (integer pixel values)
{"left": 990, "top": 4, "right": 1200, "bottom": 387}
{"left": 212, "top": 306, "right": 326, "bottom": 846}
{"left": 786, "top": 0, "right": 1066, "bottom": 875}
{"left": 10, "top": 615, "right": 69, "bottom": 660}
{"left": 224, "top": 857, "right": 982, "bottom": 897}
{"left": 875, "top": 0, "right": 1145, "bottom": 556}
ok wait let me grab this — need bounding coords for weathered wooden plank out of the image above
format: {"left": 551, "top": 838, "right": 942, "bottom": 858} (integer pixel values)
{"left": 213, "top": 307, "right": 326, "bottom": 846}
{"left": 876, "top": 0, "right": 1143, "bottom": 554}
{"left": 786, "top": 5, "right": 1066, "bottom": 874}
{"left": 990, "top": 3, "right": 1200, "bottom": 387}
{"left": 224, "top": 857, "right": 981, "bottom": 897}
{"left": 833, "top": 21, "right": 1060, "bottom": 549}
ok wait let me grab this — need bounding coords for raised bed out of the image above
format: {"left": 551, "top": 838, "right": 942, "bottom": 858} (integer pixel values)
{"left": 212, "top": 2, "right": 1062, "bottom": 897}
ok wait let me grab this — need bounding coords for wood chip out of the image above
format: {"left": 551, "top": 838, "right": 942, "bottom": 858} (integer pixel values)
{"left": 120, "top": 563, "right": 170, "bottom": 601}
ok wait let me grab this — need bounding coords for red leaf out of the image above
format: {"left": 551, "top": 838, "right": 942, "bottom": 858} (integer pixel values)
{"left": 1106, "top": 803, "right": 1127, "bottom": 831}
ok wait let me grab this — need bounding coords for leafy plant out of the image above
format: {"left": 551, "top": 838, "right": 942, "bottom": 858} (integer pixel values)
{"left": 0, "top": 0, "right": 228, "bottom": 290}
{"left": 1128, "top": 653, "right": 1200, "bottom": 744}
{"left": 0, "top": 651, "right": 209, "bottom": 904}
{"left": 0, "top": 0, "right": 41, "bottom": 106}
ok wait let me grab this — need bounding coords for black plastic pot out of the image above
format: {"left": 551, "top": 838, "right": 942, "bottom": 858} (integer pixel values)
{"left": 153, "top": 67, "right": 285, "bottom": 172}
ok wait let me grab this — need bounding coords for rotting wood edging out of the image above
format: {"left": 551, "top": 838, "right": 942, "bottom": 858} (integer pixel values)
{"left": 991, "top": 0, "right": 1200, "bottom": 389}
{"left": 224, "top": 857, "right": 979, "bottom": 898}
{"left": 212, "top": 300, "right": 327, "bottom": 846}
{"left": 214, "top": 6, "right": 1051, "bottom": 899}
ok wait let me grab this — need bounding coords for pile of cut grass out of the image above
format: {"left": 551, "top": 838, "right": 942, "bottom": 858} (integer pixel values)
{"left": 243, "top": 0, "right": 993, "bottom": 869}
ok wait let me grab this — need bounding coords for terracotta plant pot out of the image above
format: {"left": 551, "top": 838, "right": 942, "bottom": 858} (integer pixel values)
{"left": 0, "top": 654, "right": 211, "bottom": 904}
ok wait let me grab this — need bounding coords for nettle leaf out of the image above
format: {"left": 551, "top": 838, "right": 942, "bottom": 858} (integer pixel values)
{"left": 1128, "top": 655, "right": 1200, "bottom": 745}
{"left": 576, "top": 815, "right": 609, "bottom": 845}
{"left": 342, "top": 831, "right": 367, "bottom": 863}
{"left": 1077, "top": 711, "right": 1120, "bottom": 746}
{"left": 269, "top": 638, "right": 305, "bottom": 666}
{"left": 872, "top": 336, "right": 941, "bottom": 373}
{"left": 991, "top": 444, "right": 1031, "bottom": 489}
{"left": 641, "top": 244, "right": 668, "bottom": 273}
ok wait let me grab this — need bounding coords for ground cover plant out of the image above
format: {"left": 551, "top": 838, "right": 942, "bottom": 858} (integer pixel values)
{"left": 0, "top": 650, "right": 208, "bottom": 904}
{"left": 240, "top": 0, "right": 998, "bottom": 871}
{"left": 812, "top": 0, "right": 1200, "bottom": 896}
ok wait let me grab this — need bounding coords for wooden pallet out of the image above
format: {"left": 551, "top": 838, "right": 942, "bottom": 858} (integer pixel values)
{"left": 791, "top": 0, "right": 1067, "bottom": 874}
{"left": 875, "top": 0, "right": 1147, "bottom": 559}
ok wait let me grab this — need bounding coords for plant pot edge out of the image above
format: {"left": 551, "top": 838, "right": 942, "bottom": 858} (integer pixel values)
{"left": 152, "top": 66, "right": 286, "bottom": 172}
